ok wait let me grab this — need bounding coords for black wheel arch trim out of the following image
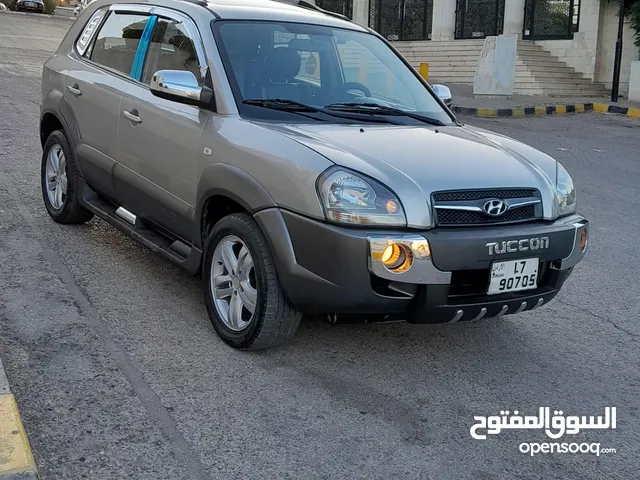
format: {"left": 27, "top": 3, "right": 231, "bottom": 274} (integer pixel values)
{"left": 195, "top": 163, "right": 278, "bottom": 247}
{"left": 40, "top": 91, "right": 83, "bottom": 174}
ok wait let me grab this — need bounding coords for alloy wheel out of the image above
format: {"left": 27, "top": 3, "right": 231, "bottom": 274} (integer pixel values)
{"left": 45, "top": 144, "right": 67, "bottom": 210}
{"left": 211, "top": 235, "right": 258, "bottom": 331}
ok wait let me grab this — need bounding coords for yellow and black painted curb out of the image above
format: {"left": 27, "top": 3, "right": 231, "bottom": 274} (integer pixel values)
{"left": 0, "top": 361, "right": 38, "bottom": 480}
{"left": 453, "top": 103, "right": 640, "bottom": 119}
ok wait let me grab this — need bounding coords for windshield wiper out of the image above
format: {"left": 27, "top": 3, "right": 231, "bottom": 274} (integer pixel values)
{"left": 243, "top": 98, "right": 400, "bottom": 124}
{"left": 243, "top": 98, "right": 320, "bottom": 112}
{"left": 325, "top": 103, "right": 447, "bottom": 126}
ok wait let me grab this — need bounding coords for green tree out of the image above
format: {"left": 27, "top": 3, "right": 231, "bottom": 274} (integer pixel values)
{"left": 43, "top": 0, "right": 55, "bottom": 14}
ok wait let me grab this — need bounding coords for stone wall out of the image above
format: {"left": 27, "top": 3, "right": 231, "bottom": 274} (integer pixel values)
{"left": 594, "top": 1, "right": 639, "bottom": 95}
{"left": 534, "top": 0, "right": 600, "bottom": 80}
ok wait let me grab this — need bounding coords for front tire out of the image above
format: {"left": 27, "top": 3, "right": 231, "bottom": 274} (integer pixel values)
{"left": 203, "top": 213, "right": 302, "bottom": 350}
{"left": 41, "top": 130, "right": 94, "bottom": 224}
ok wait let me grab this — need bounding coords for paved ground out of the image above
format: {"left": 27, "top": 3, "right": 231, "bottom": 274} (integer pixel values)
{"left": 1, "top": 14, "right": 639, "bottom": 480}
{"left": 449, "top": 83, "right": 640, "bottom": 111}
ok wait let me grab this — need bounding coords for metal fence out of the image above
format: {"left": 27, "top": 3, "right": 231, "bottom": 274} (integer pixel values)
{"left": 523, "top": 0, "right": 581, "bottom": 40}
{"left": 455, "top": 0, "right": 505, "bottom": 39}
{"left": 369, "top": 0, "right": 433, "bottom": 41}
{"left": 316, "top": 0, "right": 353, "bottom": 19}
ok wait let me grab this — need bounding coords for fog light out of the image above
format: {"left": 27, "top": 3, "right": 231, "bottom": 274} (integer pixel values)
{"left": 580, "top": 228, "right": 588, "bottom": 252}
{"left": 381, "top": 243, "right": 412, "bottom": 273}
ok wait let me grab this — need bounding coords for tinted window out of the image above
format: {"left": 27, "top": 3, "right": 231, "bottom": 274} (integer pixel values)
{"left": 90, "top": 12, "right": 149, "bottom": 76}
{"left": 141, "top": 17, "right": 203, "bottom": 85}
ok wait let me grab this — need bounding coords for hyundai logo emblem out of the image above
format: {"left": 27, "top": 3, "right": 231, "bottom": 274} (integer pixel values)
{"left": 483, "top": 199, "right": 508, "bottom": 216}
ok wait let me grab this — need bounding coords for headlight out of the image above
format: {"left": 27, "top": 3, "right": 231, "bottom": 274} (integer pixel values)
{"left": 556, "top": 162, "right": 576, "bottom": 216}
{"left": 317, "top": 168, "right": 407, "bottom": 226}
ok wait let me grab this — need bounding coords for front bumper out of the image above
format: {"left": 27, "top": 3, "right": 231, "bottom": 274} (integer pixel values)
{"left": 254, "top": 209, "right": 588, "bottom": 323}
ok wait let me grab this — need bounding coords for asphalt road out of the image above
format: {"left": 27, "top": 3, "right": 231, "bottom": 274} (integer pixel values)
{"left": 1, "top": 13, "right": 639, "bottom": 480}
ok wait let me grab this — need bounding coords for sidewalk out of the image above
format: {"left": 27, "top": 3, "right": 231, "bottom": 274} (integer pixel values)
{"left": 448, "top": 83, "right": 640, "bottom": 119}
{"left": 0, "top": 358, "right": 37, "bottom": 479}
{"left": 0, "top": 9, "right": 75, "bottom": 20}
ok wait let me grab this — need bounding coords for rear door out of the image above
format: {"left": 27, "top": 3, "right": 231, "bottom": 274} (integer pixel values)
{"left": 66, "top": 5, "right": 153, "bottom": 199}
{"left": 115, "top": 8, "right": 210, "bottom": 241}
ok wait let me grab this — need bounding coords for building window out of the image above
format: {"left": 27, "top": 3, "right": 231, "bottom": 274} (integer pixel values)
{"left": 523, "top": 0, "right": 581, "bottom": 40}
{"left": 369, "top": 0, "right": 433, "bottom": 41}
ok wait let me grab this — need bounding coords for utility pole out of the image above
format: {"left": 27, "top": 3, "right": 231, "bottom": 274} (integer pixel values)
{"left": 611, "top": 0, "right": 626, "bottom": 102}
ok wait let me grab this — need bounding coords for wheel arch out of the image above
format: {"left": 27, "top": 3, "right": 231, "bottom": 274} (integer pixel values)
{"left": 40, "top": 93, "right": 83, "bottom": 170}
{"left": 196, "top": 163, "right": 277, "bottom": 248}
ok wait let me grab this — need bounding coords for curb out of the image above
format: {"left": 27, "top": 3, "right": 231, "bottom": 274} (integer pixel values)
{"left": 0, "top": 359, "right": 38, "bottom": 480}
{"left": 453, "top": 103, "right": 640, "bottom": 119}
{"left": 0, "top": 10, "right": 75, "bottom": 20}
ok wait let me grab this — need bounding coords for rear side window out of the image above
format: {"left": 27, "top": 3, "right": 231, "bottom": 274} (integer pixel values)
{"left": 89, "top": 12, "right": 150, "bottom": 77}
{"left": 76, "top": 8, "right": 107, "bottom": 56}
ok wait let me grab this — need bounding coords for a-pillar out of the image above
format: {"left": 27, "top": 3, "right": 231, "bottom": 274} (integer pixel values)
{"left": 503, "top": 0, "right": 526, "bottom": 38}
{"left": 431, "top": 0, "right": 456, "bottom": 41}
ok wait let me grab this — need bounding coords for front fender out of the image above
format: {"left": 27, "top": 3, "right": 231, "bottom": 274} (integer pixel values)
{"left": 195, "top": 163, "right": 277, "bottom": 245}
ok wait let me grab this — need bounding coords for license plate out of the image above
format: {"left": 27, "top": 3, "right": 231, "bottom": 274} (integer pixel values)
{"left": 488, "top": 258, "right": 539, "bottom": 295}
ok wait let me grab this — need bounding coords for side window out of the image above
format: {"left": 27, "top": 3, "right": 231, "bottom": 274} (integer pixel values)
{"left": 76, "top": 8, "right": 107, "bottom": 56}
{"left": 89, "top": 12, "right": 150, "bottom": 76}
{"left": 141, "top": 17, "right": 203, "bottom": 86}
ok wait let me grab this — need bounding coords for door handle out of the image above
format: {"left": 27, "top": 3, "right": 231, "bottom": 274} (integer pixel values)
{"left": 67, "top": 84, "right": 82, "bottom": 96}
{"left": 122, "top": 109, "right": 142, "bottom": 124}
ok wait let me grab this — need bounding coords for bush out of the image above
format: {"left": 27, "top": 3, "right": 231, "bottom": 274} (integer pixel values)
{"left": 43, "top": 0, "right": 55, "bottom": 13}
{"left": 1, "top": 0, "right": 16, "bottom": 10}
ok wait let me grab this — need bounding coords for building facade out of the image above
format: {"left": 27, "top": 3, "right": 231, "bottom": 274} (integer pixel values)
{"left": 317, "top": 0, "right": 639, "bottom": 96}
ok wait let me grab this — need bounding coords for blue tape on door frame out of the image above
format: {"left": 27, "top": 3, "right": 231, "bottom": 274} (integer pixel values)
{"left": 130, "top": 15, "right": 157, "bottom": 81}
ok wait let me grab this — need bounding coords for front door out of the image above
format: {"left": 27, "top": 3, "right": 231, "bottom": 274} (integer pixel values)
{"left": 115, "top": 11, "right": 210, "bottom": 241}
{"left": 66, "top": 7, "right": 152, "bottom": 199}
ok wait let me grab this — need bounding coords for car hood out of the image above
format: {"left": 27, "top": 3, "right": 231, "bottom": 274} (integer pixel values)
{"left": 261, "top": 122, "right": 560, "bottom": 227}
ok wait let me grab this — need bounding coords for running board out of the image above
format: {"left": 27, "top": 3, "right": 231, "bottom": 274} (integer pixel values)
{"left": 78, "top": 180, "right": 202, "bottom": 275}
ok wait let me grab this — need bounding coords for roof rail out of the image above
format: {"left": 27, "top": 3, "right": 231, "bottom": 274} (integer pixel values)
{"left": 294, "top": 0, "right": 351, "bottom": 22}
{"left": 178, "top": 0, "right": 209, "bottom": 7}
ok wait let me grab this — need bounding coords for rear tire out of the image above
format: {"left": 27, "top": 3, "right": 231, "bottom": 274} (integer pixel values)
{"left": 41, "top": 130, "right": 94, "bottom": 225}
{"left": 203, "top": 213, "right": 302, "bottom": 350}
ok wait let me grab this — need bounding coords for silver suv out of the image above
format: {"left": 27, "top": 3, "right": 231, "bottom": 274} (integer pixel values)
{"left": 40, "top": 0, "right": 589, "bottom": 350}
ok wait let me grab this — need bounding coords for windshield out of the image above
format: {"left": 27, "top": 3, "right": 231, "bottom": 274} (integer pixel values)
{"left": 213, "top": 20, "right": 453, "bottom": 125}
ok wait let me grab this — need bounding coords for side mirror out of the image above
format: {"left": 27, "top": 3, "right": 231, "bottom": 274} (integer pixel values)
{"left": 150, "top": 70, "right": 203, "bottom": 106}
{"left": 432, "top": 84, "right": 453, "bottom": 108}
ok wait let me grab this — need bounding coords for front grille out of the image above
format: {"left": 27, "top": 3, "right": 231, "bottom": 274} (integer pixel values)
{"left": 432, "top": 188, "right": 541, "bottom": 227}
{"left": 436, "top": 204, "right": 536, "bottom": 226}
{"left": 433, "top": 189, "right": 538, "bottom": 202}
